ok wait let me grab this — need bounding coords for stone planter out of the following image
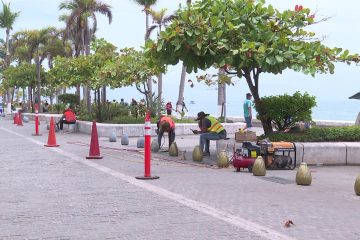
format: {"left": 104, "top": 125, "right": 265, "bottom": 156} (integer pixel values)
{"left": 296, "top": 162, "right": 312, "bottom": 186}
{"left": 217, "top": 150, "right": 229, "bottom": 168}
{"left": 151, "top": 140, "right": 159, "bottom": 152}
{"left": 253, "top": 156, "right": 266, "bottom": 176}
{"left": 121, "top": 134, "right": 129, "bottom": 145}
{"left": 354, "top": 175, "right": 360, "bottom": 196}
{"left": 192, "top": 145, "right": 203, "bottom": 162}
{"left": 169, "top": 142, "right": 178, "bottom": 157}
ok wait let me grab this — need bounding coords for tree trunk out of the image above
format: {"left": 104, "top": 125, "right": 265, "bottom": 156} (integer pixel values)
{"left": 84, "top": 27, "right": 92, "bottom": 113}
{"left": 176, "top": 64, "right": 187, "bottom": 112}
{"left": 218, "top": 68, "right": 226, "bottom": 120}
{"left": 5, "top": 28, "right": 11, "bottom": 114}
{"left": 36, "top": 51, "right": 42, "bottom": 113}
{"left": 144, "top": 8, "right": 153, "bottom": 103}
{"left": 75, "top": 84, "right": 81, "bottom": 105}
{"left": 157, "top": 73, "right": 163, "bottom": 117}
{"left": 97, "top": 88, "right": 101, "bottom": 122}
{"left": 101, "top": 86, "right": 106, "bottom": 104}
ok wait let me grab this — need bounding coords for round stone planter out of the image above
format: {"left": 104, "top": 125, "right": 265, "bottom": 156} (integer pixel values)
{"left": 121, "top": 134, "right": 129, "bottom": 145}
{"left": 109, "top": 130, "right": 117, "bottom": 142}
{"left": 253, "top": 156, "right": 266, "bottom": 176}
{"left": 217, "top": 150, "right": 229, "bottom": 168}
{"left": 296, "top": 162, "right": 312, "bottom": 186}
{"left": 354, "top": 175, "right": 360, "bottom": 196}
{"left": 192, "top": 145, "right": 203, "bottom": 162}
{"left": 169, "top": 142, "right": 178, "bottom": 157}
{"left": 151, "top": 140, "right": 159, "bottom": 152}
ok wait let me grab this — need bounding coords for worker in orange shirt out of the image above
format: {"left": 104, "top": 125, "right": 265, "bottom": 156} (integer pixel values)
{"left": 156, "top": 115, "right": 175, "bottom": 149}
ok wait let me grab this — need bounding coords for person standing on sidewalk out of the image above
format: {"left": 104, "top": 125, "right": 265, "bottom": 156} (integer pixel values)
{"left": 165, "top": 102, "right": 174, "bottom": 116}
{"left": 243, "top": 93, "right": 253, "bottom": 131}
{"left": 192, "top": 111, "right": 227, "bottom": 156}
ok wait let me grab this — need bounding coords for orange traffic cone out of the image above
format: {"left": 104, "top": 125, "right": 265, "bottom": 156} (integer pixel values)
{"left": 44, "top": 117, "right": 59, "bottom": 147}
{"left": 17, "top": 112, "right": 23, "bottom": 126}
{"left": 86, "top": 120, "right": 102, "bottom": 159}
{"left": 13, "top": 113, "right": 18, "bottom": 124}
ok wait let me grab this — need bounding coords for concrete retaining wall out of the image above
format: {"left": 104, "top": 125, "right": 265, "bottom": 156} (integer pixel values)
{"left": 22, "top": 113, "right": 360, "bottom": 166}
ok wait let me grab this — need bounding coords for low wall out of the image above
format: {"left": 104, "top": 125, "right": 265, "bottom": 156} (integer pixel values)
{"left": 22, "top": 113, "right": 360, "bottom": 166}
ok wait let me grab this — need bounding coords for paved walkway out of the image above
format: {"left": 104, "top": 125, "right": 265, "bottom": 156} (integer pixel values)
{"left": 0, "top": 117, "right": 360, "bottom": 240}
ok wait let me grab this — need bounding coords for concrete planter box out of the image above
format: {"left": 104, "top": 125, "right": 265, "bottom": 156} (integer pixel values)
{"left": 301, "top": 142, "right": 347, "bottom": 165}
{"left": 344, "top": 142, "right": 360, "bottom": 165}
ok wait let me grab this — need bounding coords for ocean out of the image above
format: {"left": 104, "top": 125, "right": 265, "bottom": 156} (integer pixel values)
{"left": 106, "top": 85, "right": 360, "bottom": 122}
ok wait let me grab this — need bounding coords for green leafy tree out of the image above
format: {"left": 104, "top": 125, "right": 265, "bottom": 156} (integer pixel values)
{"left": 2, "top": 63, "right": 46, "bottom": 99}
{"left": 147, "top": 0, "right": 360, "bottom": 134}
{"left": 0, "top": 0, "right": 19, "bottom": 111}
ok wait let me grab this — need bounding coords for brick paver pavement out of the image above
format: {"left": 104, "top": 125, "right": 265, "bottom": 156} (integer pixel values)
{"left": 0, "top": 117, "right": 359, "bottom": 240}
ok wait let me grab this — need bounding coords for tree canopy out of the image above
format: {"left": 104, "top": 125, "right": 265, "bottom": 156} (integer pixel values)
{"left": 146, "top": 0, "right": 360, "bottom": 134}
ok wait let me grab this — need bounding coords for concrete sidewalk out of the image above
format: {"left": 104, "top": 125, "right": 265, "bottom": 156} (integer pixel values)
{"left": 1, "top": 117, "right": 360, "bottom": 240}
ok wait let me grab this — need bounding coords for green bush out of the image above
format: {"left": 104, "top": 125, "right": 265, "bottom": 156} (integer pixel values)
{"left": 259, "top": 126, "right": 360, "bottom": 142}
{"left": 58, "top": 93, "right": 80, "bottom": 107}
{"left": 256, "top": 91, "right": 316, "bottom": 131}
{"left": 51, "top": 103, "right": 66, "bottom": 114}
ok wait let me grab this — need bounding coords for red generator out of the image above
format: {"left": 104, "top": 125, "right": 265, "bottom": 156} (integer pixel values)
{"left": 232, "top": 142, "right": 260, "bottom": 172}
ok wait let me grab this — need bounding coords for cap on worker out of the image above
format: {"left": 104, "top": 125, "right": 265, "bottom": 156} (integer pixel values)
{"left": 246, "top": 93, "right": 252, "bottom": 97}
{"left": 196, "top": 111, "right": 209, "bottom": 121}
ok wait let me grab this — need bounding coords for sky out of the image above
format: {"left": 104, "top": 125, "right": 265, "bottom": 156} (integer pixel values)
{"left": 2, "top": 0, "right": 360, "bottom": 120}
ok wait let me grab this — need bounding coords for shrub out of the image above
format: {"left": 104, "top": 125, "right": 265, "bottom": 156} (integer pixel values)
{"left": 255, "top": 91, "right": 316, "bottom": 131}
{"left": 51, "top": 103, "right": 66, "bottom": 114}
{"left": 58, "top": 93, "right": 80, "bottom": 107}
{"left": 259, "top": 126, "right": 360, "bottom": 142}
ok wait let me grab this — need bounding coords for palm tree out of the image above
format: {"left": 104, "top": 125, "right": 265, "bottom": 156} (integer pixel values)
{"left": 29, "top": 28, "right": 58, "bottom": 112}
{"left": 0, "top": 0, "right": 19, "bottom": 114}
{"left": 12, "top": 30, "right": 35, "bottom": 110}
{"left": 42, "top": 28, "right": 72, "bottom": 105}
{"left": 58, "top": 14, "right": 83, "bottom": 100}
{"left": 59, "top": 0, "right": 112, "bottom": 111}
{"left": 146, "top": 8, "right": 174, "bottom": 116}
{"left": 11, "top": 28, "right": 59, "bottom": 112}
{"left": 132, "top": 0, "right": 158, "bottom": 106}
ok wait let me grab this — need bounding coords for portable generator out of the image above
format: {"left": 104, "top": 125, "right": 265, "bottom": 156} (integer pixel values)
{"left": 232, "top": 141, "right": 260, "bottom": 172}
{"left": 258, "top": 140, "right": 296, "bottom": 170}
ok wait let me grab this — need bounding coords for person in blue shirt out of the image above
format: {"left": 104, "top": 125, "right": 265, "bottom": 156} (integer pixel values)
{"left": 243, "top": 93, "right": 253, "bottom": 130}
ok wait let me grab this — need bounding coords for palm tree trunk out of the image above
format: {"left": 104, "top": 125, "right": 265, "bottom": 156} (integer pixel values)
{"left": 27, "top": 87, "right": 32, "bottom": 112}
{"left": 36, "top": 51, "right": 42, "bottom": 113}
{"left": 144, "top": 8, "right": 153, "bottom": 103}
{"left": 5, "top": 29, "right": 11, "bottom": 114}
{"left": 176, "top": 64, "right": 187, "bottom": 112}
{"left": 157, "top": 73, "right": 163, "bottom": 117}
{"left": 218, "top": 68, "right": 226, "bottom": 121}
{"left": 85, "top": 28, "right": 92, "bottom": 113}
